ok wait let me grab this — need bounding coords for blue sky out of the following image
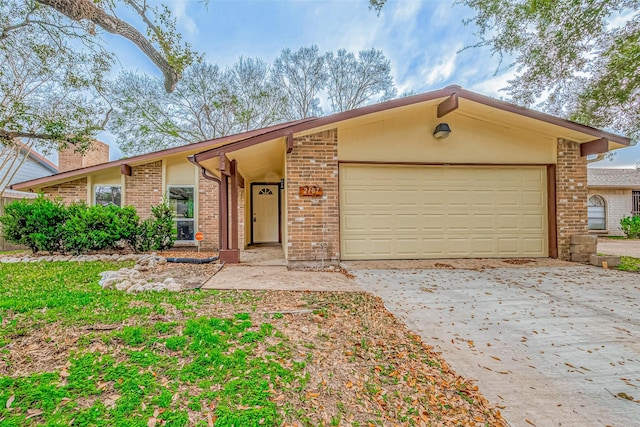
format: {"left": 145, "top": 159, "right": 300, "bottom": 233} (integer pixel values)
{"left": 95, "top": 0, "right": 639, "bottom": 168}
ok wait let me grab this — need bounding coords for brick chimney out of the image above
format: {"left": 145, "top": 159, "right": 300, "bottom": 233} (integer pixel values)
{"left": 58, "top": 140, "right": 110, "bottom": 172}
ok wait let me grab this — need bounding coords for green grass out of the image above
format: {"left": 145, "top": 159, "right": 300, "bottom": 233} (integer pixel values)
{"left": 0, "top": 262, "right": 306, "bottom": 426}
{"left": 617, "top": 256, "right": 640, "bottom": 272}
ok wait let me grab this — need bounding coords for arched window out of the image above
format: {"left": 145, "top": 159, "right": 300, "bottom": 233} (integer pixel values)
{"left": 588, "top": 195, "right": 607, "bottom": 230}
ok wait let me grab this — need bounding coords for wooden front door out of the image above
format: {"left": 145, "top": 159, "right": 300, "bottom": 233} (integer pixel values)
{"left": 252, "top": 184, "right": 280, "bottom": 243}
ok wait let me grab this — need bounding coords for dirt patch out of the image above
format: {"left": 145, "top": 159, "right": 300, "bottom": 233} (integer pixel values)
{"left": 502, "top": 259, "right": 534, "bottom": 265}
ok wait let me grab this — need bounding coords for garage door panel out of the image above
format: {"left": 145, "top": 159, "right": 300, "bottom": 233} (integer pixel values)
{"left": 523, "top": 238, "right": 545, "bottom": 253}
{"left": 397, "top": 238, "right": 418, "bottom": 255}
{"left": 472, "top": 214, "right": 494, "bottom": 230}
{"left": 343, "top": 215, "right": 368, "bottom": 232}
{"left": 397, "top": 214, "right": 418, "bottom": 231}
{"left": 371, "top": 239, "right": 393, "bottom": 256}
{"left": 370, "top": 214, "right": 393, "bottom": 231}
{"left": 421, "top": 214, "right": 445, "bottom": 230}
{"left": 523, "top": 190, "right": 544, "bottom": 206}
{"left": 340, "top": 165, "right": 547, "bottom": 260}
{"left": 522, "top": 214, "right": 544, "bottom": 231}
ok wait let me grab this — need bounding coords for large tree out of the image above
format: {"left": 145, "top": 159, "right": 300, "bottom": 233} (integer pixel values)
{"left": 271, "top": 45, "right": 328, "bottom": 120}
{"left": 0, "top": 0, "right": 198, "bottom": 160}
{"left": 326, "top": 48, "right": 396, "bottom": 112}
{"left": 459, "top": 0, "right": 640, "bottom": 139}
{"left": 110, "top": 60, "right": 289, "bottom": 156}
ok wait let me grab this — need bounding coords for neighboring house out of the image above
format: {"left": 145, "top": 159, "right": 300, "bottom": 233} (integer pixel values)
{"left": 587, "top": 168, "right": 640, "bottom": 236}
{"left": 0, "top": 142, "right": 58, "bottom": 189}
{"left": 12, "top": 85, "right": 630, "bottom": 264}
{"left": 0, "top": 143, "right": 58, "bottom": 250}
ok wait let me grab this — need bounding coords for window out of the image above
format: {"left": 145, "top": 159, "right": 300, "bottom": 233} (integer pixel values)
{"left": 95, "top": 185, "right": 121, "bottom": 206}
{"left": 588, "top": 195, "right": 607, "bottom": 230}
{"left": 633, "top": 191, "right": 640, "bottom": 216}
{"left": 168, "top": 186, "right": 195, "bottom": 241}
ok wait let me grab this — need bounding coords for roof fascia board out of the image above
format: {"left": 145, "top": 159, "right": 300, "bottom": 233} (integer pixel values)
{"left": 11, "top": 118, "right": 315, "bottom": 190}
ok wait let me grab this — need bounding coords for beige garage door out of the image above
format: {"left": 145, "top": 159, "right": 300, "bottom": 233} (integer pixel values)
{"left": 340, "top": 164, "right": 548, "bottom": 260}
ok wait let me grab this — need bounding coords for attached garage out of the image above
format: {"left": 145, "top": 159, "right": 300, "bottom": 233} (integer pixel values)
{"left": 340, "top": 164, "right": 548, "bottom": 260}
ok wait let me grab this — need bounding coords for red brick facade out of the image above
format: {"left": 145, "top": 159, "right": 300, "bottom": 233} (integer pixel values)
{"left": 41, "top": 178, "right": 87, "bottom": 205}
{"left": 125, "top": 161, "right": 163, "bottom": 219}
{"left": 197, "top": 174, "right": 218, "bottom": 250}
{"left": 286, "top": 129, "right": 340, "bottom": 263}
{"left": 556, "top": 138, "right": 588, "bottom": 260}
{"left": 58, "top": 140, "right": 109, "bottom": 173}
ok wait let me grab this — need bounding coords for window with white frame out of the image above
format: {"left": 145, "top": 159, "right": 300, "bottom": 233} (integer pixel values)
{"left": 588, "top": 195, "right": 607, "bottom": 230}
{"left": 95, "top": 185, "right": 122, "bottom": 206}
{"left": 168, "top": 186, "right": 195, "bottom": 241}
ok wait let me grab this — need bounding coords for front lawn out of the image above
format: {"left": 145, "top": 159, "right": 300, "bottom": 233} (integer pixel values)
{"left": 617, "top": 256, "right": 640, "bottom": 272}
{"left": 0, "top": 261, "right": 506, "bottom": 426}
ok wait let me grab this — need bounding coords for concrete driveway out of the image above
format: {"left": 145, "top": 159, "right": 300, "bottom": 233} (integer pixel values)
{"left": 347, "top": 261, "right": 640, "bottom": 427}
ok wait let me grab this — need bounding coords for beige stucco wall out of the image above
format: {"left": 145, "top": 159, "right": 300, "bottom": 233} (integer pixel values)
{"left": 165, "top": 156, "right": 197, "bottom": 186}
{"left": 338, "top": 106, "right": 556, "bottom": 164}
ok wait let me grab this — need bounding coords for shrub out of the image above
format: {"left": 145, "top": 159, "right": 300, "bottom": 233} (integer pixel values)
{"left": 61, "top": 203, "right": 141, "bottom": 254}
{"left": 127, "top": 198, "right": 175, "bottom": 253}
{"left": 1, "top": 197, "right": 67, "bottom": 253}
{"left": 0, "top": 196, "right": 174, "bottom": 254}
{"left": 620, "top": 215, "right": 640, "bottom": 239}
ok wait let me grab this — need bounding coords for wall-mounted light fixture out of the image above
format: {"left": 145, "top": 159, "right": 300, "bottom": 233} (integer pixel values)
{"left": 433, "top": 123, "right": 452, "bottom": 139}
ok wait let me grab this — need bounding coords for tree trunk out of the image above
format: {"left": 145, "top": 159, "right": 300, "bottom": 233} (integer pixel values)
{"left": 36, "top": 0, "right": 179, "bottom": 92}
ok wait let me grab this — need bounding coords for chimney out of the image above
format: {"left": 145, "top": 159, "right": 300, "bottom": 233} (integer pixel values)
{"left": 58, "top": 140, "right": 110, "bottom": 173}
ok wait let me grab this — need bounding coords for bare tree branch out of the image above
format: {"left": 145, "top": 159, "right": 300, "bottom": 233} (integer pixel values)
{"left": 36, "top": 0, "right": 180, "bottom": 92}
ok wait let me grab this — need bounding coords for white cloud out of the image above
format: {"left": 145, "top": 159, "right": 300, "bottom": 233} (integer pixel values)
{"left": 172, "top": 0, "right": 198, "bottom": 36}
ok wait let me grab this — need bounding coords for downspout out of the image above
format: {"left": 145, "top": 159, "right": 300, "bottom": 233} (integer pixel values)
{"left": 188, "top": 155, "right": 223, "bottom": 251}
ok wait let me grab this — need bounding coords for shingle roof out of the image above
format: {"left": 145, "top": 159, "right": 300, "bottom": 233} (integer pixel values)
{"left": 588, "top": 168, "right": 640, "bottom": 188}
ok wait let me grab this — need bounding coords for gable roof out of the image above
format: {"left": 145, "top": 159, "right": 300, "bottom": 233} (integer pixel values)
{"left": 12, "top": 85, "right": 631, "bottom": 190}
{"left": 1, "top": 141, "right": 58, "bottom": 174}
{"left": 11, "top": 118, "right": 314, "bottom": 190}
{"left": 588, "top": 168, "right": 640, "bottom": 188}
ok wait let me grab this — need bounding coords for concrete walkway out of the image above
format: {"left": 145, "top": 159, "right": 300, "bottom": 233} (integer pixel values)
{"left": 349, "top": 263, "right": 640, "bottom": 427}
{"left": 202, "top": 264, "right": 362, "bottom": 291}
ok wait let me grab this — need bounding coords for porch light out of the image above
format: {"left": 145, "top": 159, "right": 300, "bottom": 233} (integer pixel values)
{"left": 433, "top": 123, "right": 452, "bottom": 139}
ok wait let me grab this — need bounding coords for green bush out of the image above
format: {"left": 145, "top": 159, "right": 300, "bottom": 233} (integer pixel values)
{"left": 127, "top": 198, "right": 175, "bottom": 253}
{"left": 61, "top": 203, "right": 141, "bottom": 254}
{"left": 0, "top": 196, "right": 174, "bottom": 254}
{"left": 1, "top": 197, "right": 67, "bottom": 253}
{"left": 620, "top": 215, "right": 640, "bottom": 239}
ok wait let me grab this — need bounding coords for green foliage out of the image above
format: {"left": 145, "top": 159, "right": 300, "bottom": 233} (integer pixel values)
{"left": 620, "top": 215, "right": 640, "bottom": 239}
{"left": 0, "top": 196, "right": 67, "bottom": 253}
{"left": 459, "top": 0, "right": 640, "bottom": 139}
{"left": 617, "top": 256, "right": 640, "bottom": 272}
{"left": 127, "top": 198, "right": 175, "bottom": 252}
{"left": 0, "top": 196, "right": 174, "bottom": 254}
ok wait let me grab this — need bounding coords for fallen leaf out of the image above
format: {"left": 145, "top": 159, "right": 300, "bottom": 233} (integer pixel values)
{"left": 525, "top": 419, "right": 536, "bottom": 426}
{"left": 5, "top": 395, "right": 14, "bottom": 409}
{"left": 25, "top": 409, "right": 43, "bottom": 420}
{"left": 147, "top": 417, "right": 157, "bottom": 427}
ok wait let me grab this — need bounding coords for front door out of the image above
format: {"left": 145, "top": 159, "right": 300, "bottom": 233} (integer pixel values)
{"left": 252, "top": 184, "right": 280, "bottom": 243}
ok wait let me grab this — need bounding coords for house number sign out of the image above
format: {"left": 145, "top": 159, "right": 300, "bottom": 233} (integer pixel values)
{"left": 299, "top": 185, "right": 323, "bottom": 196}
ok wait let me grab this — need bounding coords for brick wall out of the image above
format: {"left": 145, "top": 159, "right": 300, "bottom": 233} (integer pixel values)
{"left": 58, "top": 140, "right": 109, "bottom": 172}
{"left": 286, "top": 129, "right": 339, "bottom": 263}
{"left": 588, "top": 188, "right": 632, "bottom": 236}
{"left": 238, "top": 187, "right": 245, "bottom": 249}
{"left": 197, "top": 174, "right": 219, "bottom": 250}
{"left": 556, "top": 139, "right": 588, "bottom": 260}
{"left": 125, "top": 161, "right": 162, "bottom": 219}
{"left": 41, "top": 178, "right": 87, "bottom": 205}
